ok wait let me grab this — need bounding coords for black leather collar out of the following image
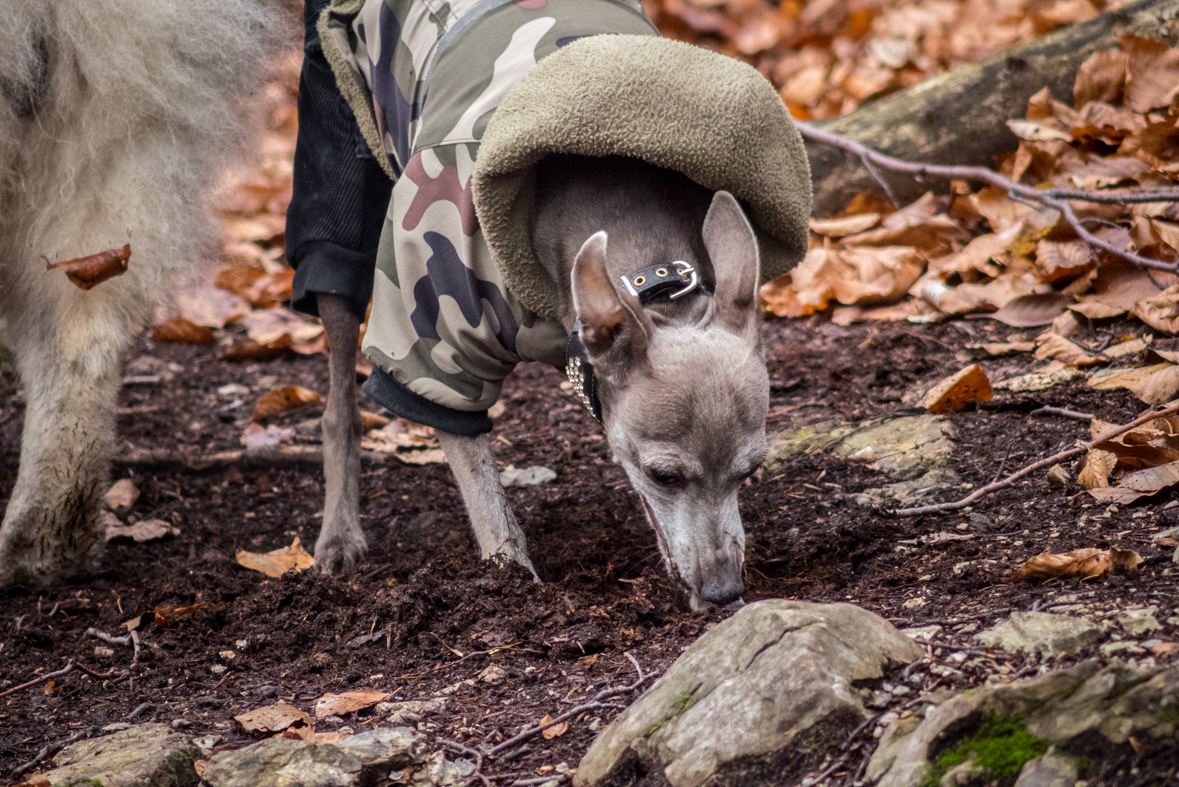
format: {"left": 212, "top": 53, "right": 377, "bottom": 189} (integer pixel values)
{"left": 564, "top": 261, "right": 704, "bottom": 424}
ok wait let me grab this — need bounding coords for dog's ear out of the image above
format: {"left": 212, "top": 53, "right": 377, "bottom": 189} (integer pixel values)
{"left": 572, "top": 231, "right": 650, "bottom": 363}
{"left": 703, "top": 191, "right": 761, "bottom": 337}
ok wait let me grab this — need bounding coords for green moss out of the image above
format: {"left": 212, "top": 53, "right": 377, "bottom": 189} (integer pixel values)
{"left": 920, "top": 715, "right": 1050, "bottom": 787}
{"left": 672, "top": 694, "right": 697, "bottom": 716}
{"left": 648, "top": 719, "right": 665, "bottom": 736}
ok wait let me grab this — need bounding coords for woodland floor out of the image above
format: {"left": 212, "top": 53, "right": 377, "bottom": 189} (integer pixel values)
{"left": 2, "top": 315, "right": 1178, "bottom": 785}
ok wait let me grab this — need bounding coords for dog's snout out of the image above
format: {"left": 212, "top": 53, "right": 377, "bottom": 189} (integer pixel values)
{"left": 699, "top": 569, "right": 744, "bottom": 606}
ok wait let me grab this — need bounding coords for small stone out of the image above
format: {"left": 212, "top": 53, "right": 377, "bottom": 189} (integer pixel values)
{"left": 210, "top": 664, "right": 227, "bottom": 675}
{"left": 1118, "top": 607, "right": 1161, "bottom": 636}
{"left": 100, "top": 723, "right": 134, "bottom": 733}
{"left": 203, "top": 737, "right": 362, "bottom": 787}
{"left": 193, "top": 735, "right": 221, "bottom": 756}
{"left": 1046, "top": 464, "right": 1070, "bottom": 488}
{"left": 171, "top": 718, "right": 192, "bottom": 729}
{"left": 901, "top": 625, "right": 943, "bottom": 643}
{"left": 499, "top": 465, "right": 557, "bottom": 487}
{"left": 849, "top": 446, "right": 877, "bottom": 461}
{"left": 1100, "top": 640, "right": 1146, "bottom": 657}
{"left": 218, "top": 383, "right": 249, "bottom": 398}
{"left": 220, "top": 650, "right": 236, "bottom": 660}
{"left": 478, "top": 665, "right": 507, "bottom": 684}
{"left": 976, "top": 612, "right": 1101, "bottom": 659}
{"left": 901, "top": 598, "right": 926, "bottom": 609}
{"left": 103, "top": 479, "right": 140, "bottom": 519}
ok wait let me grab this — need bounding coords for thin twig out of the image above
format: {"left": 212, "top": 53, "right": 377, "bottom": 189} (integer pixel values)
{"left": 487, "top": 654, "right": 648, "bottom": 757}
{"left": 797, "top": 122, "right": 1179, "bottom": 274}
{"left": 440, "top": 739, "right": 491, "bottom": 787}
{"left": 1030, "top": 406, "right": 1094, "bottom": 421}
{"left": 0, "top": 662, "right": 113, "bottom": 699}
{"left": 888, "top": 403, "right": 1179, "bottom": 516}
{"left": 9, "top": 731, "right": 84, "bottom": 780}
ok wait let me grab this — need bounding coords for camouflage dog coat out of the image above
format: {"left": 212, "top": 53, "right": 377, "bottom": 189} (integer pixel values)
{"left": 319, "top": 0, "right": 659, "bottom": 435}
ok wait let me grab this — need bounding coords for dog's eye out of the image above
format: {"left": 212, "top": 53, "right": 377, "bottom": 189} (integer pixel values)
{"left": 648, "top": 468, "right": 684, "bottom": 488}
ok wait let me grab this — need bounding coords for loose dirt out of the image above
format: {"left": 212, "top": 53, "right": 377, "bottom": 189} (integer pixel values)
{"left": 2, "top": 316, "right": 1177, "bottom": 785}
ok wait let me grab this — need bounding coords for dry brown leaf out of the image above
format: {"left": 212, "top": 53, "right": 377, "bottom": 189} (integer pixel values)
{"left": 362, "top": 411, "right": 391, "bottom": 432}
{"left": 252, "top": 386, "right": 322, "bottom": 421}
{"left": 1151, "top": 641, "right": 1179, "bottom": 656}
{"left": 154, "top": 603, "right": 209, "bottom": 629}
{"left": 223, "top": 339, "right": 291, "bottom": 363}
{"left": 152, "top": 317, "right": 216, "bottom": 345}
{"left": 1120, "top": 34, "right": 1179, "bottom": 112}
{"left": 1131, "top": 283, "right": 1179, "bottom": 333}
{"left": 314, "top": 690, "right": 390, "bottom": 719}
{"left": 235, "top": 537, "right": 316, "bottom": 578}
{"left": 46, "top": 244, "right": 131, "bottom": 290}
{"left": 539, "top": 714, "right": 570, "bottom": 740}
{"left": 1103, "top": 337, "right": 1151, "bottom": 359}
{"left": 104, "top": 519, "right": 179, "bottom": 542}
{"left": 1088, "top": 363, "right": 1172, "bottom": 391}
{"left": 989, "top": 292, "right": 1073, "bottom": 327}
{"left": 922, "top": 364, "right": 992, "bottom": 414}
{"left": 396, "top": 448, "right": 448, "bottom": 466}
{"left": 1081, "top": 258, "right": 1175, "bottom": 314}
{"left": 235, "top": 701, "right": 313, "bottom": 733}
{"left": 1007, "top": 119, "right": 1072, "bottom": 142}
{"left": 239, "top": 308, "right": 326, "bottom": 354}
{"left": 809, "top": 213, "right": 880, "bottom": 237}
{"left": 1073, "top": 47, "right": 1126, "bottom": 107}
{"left": 1036, "top": 239, "right": 1093, "bottom": 283}
{"left": 177, "top": 286, "right": 250, "bottom": 329}
{"left": 935, "top": 230, "right": 1011, "bottom": 281}
{"left": 1078, "top": 448, "right": 1117, "bottom": 489}
{"left": 1126, "top": 364, "right": 1179, "bottom": 404}
{"left": 1012, "top": 546, "right": 1139, "bottom": 582}
{"left": 1034, "top": 334, "right": 1102, "bottom": 366}
{"left": 964, "top": 341, "right": 1037, "bottom": 357}
{"left": 1069, "top": 301, "right": 1124, "bottom": 320}
{"left": 1089, "top": 460, "right": 1179, "bottom": 503}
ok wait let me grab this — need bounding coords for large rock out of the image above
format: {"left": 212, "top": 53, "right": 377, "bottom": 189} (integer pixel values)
{"left": 42, "top": 723, "right": 199, "bottom": 787}
{"left": 975, "top": 612, "right": 1101, "bottom": 658}
{"left": 868, "top": 660, "right": 1179, "bottom": 787}
{"left": 202, "top": 727, "right": 427, "bottom": 787}
{"left": 576, "top": 600, "right": 923, "bottom": 787}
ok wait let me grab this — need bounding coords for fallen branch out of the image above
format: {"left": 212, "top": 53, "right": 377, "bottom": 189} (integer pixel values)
{"left": 114, "top": 445, "right": 388, "bottom": 471}
{"left": 439, "top": 739, "right": 491, "bottom": 787}
{"left": 9, "top": 731, "right": 85, "bottom": 780}
{"left": 798, "top": 122, "right": 1179, "bottom": 275}
{"left": 0, "top": 662, "right": 113, "bottom": 699}
{"left": 488, "top": 653, "right": 647, "bottom": 758}
{"left": 888, "top": 402, "right": 1179, "bottom": 516}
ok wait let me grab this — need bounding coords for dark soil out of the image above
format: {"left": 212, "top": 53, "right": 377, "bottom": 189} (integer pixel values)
{"left": 2, "top": 316, "right": 1178, "bottom": 786}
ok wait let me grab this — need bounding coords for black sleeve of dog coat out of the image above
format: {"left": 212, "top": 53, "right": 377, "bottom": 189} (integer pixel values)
{"left": 363, "top": 368, "right": 493, "bottom": 437}
{"left": 286, "top": 0, "right": 393, "bottom": 322}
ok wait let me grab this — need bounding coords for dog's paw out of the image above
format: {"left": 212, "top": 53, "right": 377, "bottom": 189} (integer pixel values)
{"left": 314, "top": 535, "right": 368, "bottom": 575}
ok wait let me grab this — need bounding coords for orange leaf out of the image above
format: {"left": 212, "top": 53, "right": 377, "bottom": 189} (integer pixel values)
{"left": 152, "top": 317, "right": 215, "bottom": 345}
{"left": 46, "top": 244, "right": 131, "bottom": 290}
{"left": 235, "top": 701, "right": 313, "bottom": 733}
{"left": 922, "top": 364, "right": 993, "bottom": 414}
{"left": 314, "top": 690, "right": 391, "bottom": 719}
{"left": 252, "top": 386, "right": 321, "bottom": 421}
{"left": 235, "top": 537, "right": 316, "bottom": 578}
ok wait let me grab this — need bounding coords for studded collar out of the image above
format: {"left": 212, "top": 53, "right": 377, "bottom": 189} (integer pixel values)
{"left": 564, "top": 261, "right": 704, "bottom": 423}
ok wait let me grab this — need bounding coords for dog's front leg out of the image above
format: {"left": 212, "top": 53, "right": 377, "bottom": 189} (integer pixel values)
{"left": 315, "top": 293, "right": 367, "bottom": 573}
{"left": 436, "top": 431, "right": 538, "bottom": 579}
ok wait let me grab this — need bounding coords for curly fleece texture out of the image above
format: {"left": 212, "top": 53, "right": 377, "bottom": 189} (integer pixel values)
{"left": 472, "top": 34, "right": 813, "bottom": 322}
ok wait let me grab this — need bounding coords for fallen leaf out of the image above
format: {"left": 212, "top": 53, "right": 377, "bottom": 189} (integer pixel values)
{"left": 1073, "top": 47, "right": 1126, "bottom": 107}
{"left": 362, "top": 411, "right": 391, "bottom": 432}
{"left": 122, "top": 615, "right": 143, "bottom": 632}
{"left": 1088, "top": 460, "right": 1179, "bottom": 503}
{"left": 1089, "top": 363, "right": 1173, "bottom": 392}
{"left": 922, "top": 364, "right": 992, "bottom": 414}
{"left": 152, "top": 317, "right": 215, "bottom": 345}
{"left": 239, "top": 308, "right": 325, "bottom": 354}
{"left": 177, "top": 286, "right": 250, "bottom": 329}
{"left": 44, "top": 680, "right": 58, "bottom": 696}
{"left": 1007, "top": 119, "right": 1072, "bottom": 142}
{"left": 1036, "top": 239, "right": 1093, "bottom": 283}
{"left": 235, "top": 537, "right": 315, "bottom": 578}
{"left": 154, "top": 603, "right": 207, "bottom": 628}
{"left": 1034, "top": 334, "right": 1102, "bottom": 366}
{"left": 1078, "top": 449, "right": 1117, "bottom": 489}
{"left": 395, "top": 448, "right": 448, "bottom": 466}
{"left": 1071, "top": 298, "right": 1129, "bottom": 319}
{"left": 314, "top": 690, "right": 391, "bottom": 719}
{"left": 241, "top": 423, "right": 296, "bottom": 451}
{"left": 539, "top": 714, "right": 570, "bottom": 739}
{"left": 223, "top": 339, "right": 291, "bottom": 363}
{"left": 1131, "top": 283, "right": 1179, "bottom": 334}
{"left": 104, "top": 519, "right": 180, "bottom": 542}
{"left": 235, "top": 701, "right": 313, "bottom": 733}
{"left": 46, "top": 244, "right": 131, "bottom": 290}
{"left": 989, "top": 292, "right": 1073, "bottom": 327}
{"left": 1126, "top": 363, "right": 1179, "bottom": 404}
{"left": 252, "top": 386, "right": 321, "bottom": 421}
{"left": 1120, "top": 34, "right": 1179, "bottom": 112}
{"left": 809, "top": 213, "right": 880, "bottom": 237}
{"left": 1011, "top": 546, "right": 1139, "bottom": 582}
{"left": 1150, "top": 641, "right": 1179, "bottom": 656}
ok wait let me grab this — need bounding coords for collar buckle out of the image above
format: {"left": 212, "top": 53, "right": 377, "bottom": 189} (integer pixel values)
{"left": 619, "top": 261, "right": 700, "bottom": 305}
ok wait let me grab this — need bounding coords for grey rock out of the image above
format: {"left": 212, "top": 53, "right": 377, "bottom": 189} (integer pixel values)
{"left": 42, "top": 722, "right": 199, "bottom": 787}
{"left": 377, "top": 699, "right": 447, "bottom": 726}
{"left": 499, "top": 465, "right": 557, "bottom": 487}
{"left": 1013, "top": 752, "right": 1078, "bottom": 787}
{"left": 202, "top": 728, "right": 427, "bottom": 787}
{"left": 126, "top": 355, "right": 180, "bottom": 382}
{"left": 767, "top": 415, "right": 956, "bottom": 482}
{"left": 1118, "top": 607, "right": 1161, "bottom": 635}
{"left": 202, "top": 738, "right": 362, "bottom": 787}
{"left": 103, "top": 479, "right": 140, "bottom": 519}
{"left": 575, "top": 600, "right": 922, "bottom": 787}
{"left": 975, "top": 612, "right": 1100, "bottom": 658}
{"left": 869, "top": 661, "right": 1179, "bottom": 787}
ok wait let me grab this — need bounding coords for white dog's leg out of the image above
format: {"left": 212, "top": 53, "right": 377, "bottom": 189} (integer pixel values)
{"left": 436, "top": 431, "right": 538, "bottom": 579}
{"left": 0, "top": 311, "right": 123, "bottom": 586}
{"left": 315, "top": 293, "right": 367, "bottom": 573}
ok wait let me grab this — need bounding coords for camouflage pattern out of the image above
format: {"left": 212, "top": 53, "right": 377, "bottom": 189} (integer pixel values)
{"left": 327, "top": 0, "right": 657, "bottom": 413}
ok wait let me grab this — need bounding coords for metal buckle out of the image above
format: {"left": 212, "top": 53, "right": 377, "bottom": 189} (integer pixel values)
{"left": 669, "top": 262, "right": 698, "bottom": 300}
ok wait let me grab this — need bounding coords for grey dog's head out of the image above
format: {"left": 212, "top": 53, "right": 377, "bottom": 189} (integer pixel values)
{"left": 570, "top": 192, "right": 769, "bottom": 611}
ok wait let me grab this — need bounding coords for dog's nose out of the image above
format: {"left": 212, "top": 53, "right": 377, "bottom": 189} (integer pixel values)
{"left": 699, "top": 572, "right": 744, "bottom": 606}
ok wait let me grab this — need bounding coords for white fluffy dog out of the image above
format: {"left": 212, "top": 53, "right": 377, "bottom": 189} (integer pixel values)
{"left": 0, "top": 0, "right": 281, "bottom": 585}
